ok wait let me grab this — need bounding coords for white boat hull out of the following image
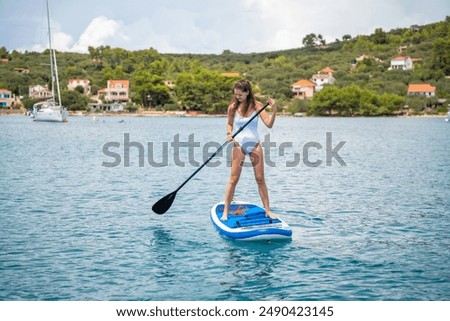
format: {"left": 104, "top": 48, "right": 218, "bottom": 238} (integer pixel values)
{"left": 32, "top": 107, "right": 68, "bottom": 122}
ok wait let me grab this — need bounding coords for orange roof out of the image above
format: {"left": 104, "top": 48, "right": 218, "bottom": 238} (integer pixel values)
{"left": 292, "top": 79, "right": 316, "bottom": 87}
{"left": 320, "top": 67, "right": 336, "bottom": 74}
{"left": 392, "top": 56, "right": 409, "bottom": 60}
{"left": 407, "top": 84, "right": 436, "bottom": 93}
{"left": 108, "top": 80, "right": 129, "bottom": 88}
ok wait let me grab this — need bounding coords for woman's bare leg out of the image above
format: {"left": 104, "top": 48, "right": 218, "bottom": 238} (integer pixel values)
{"left": 221, "top": 144, "right": 246, "bottom": 220}
{"left": 250, "top": 144, "right": 277, "bottom": 219}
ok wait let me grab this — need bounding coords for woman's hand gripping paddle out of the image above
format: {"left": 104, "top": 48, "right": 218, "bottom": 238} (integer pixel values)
{"left": 152, "top": 102, "right": 270, "bottom": 214}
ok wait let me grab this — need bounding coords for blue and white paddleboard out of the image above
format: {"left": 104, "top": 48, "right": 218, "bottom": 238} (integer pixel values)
{"left": 210, "top": 201, "right": 292, "bottom": 241}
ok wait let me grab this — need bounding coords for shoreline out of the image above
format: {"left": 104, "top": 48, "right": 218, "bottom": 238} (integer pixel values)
{"left": 1, "top": 109, "right": 447, "bottom": 118}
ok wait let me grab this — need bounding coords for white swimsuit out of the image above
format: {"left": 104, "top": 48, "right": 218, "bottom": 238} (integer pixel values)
{"left": 233, "top": 111, "right": 259, "bottom": 154}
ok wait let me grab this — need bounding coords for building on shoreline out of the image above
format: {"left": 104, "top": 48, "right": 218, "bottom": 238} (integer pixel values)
{"left": 407, "top": 84, "right": 436, "bottom": 97}
{"left": 0, "top": 88, "right": 14, "bottom": 108}
{"left": 88, "top": 102, "right": 125, "bottom": 112}
{"left": 98, "top": 80, "right": 130, "bottom": 104}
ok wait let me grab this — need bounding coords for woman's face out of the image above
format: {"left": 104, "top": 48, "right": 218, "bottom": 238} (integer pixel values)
{"left": 234, "top": 88, "right": 248, "bottom": 103}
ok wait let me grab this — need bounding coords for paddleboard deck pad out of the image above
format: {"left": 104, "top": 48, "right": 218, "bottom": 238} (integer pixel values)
{"left": 211, "top": 201, "right": 292, "bottom": 241}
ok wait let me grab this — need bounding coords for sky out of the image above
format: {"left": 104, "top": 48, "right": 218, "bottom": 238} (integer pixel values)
{"left": 0, "top": 0, "right": 448, "bottom": 54}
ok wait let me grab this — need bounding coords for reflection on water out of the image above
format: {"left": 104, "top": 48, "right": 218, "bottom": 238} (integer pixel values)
{"left": 218, "top": 241, "right": 292, "bottom": 300}
{"left": 147, "top": 227, "right": 177, "bottom": 281}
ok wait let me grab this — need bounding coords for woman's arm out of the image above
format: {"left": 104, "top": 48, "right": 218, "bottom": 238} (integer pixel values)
{"left": 226, "top": 104, "right": 235, "bottom": 141}
{"left": 258, "top": 98, "right": 277, "bottom": 129}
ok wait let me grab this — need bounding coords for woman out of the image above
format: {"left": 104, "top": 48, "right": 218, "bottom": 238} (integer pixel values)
{"left": 221, "top": 79, "right": 277, "bottom": 221}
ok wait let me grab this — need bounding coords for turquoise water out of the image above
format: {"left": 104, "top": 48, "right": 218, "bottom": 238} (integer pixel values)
{"left": 1, "top": 115, "right": 449, "bottom": 300}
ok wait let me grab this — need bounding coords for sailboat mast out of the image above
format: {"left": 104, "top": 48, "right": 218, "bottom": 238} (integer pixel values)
{"left": 53, "top": 40, "right": 62, "bottom": 107}
{"left": 46, "top": 0, "right": 61, "bottom": 106}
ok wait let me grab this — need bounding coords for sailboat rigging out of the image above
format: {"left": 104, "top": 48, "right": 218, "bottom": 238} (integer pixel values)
{"left": 31, "top": 0, "right": 68, "bottom": 122}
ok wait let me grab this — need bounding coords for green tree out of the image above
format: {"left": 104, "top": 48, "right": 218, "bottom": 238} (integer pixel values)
{"left": 174, "top": 64, "right": 235, "bottom": 112}
{"left": 287, "top": 98, "right": 310, "bottom": 114}
{"left": 101, "top": 66, "right": 128, "bottom": 86}
{"left": 61, "top": 90, "right": 94, "bottom": 111}
{"left": 378, "top": 93, "right": 404, "bottom": 114}
{"left": 370, "top": 28, "right": 388, "bottom": 45}
{"left": 358, "top": 89, "right": 379, "bottom": 115}
{"left": 405, "top": 96, "right": 429, "bottom": 113}
{"left": 302, "top": 33, "right": 319, "bottom": 47}
{"left": 342, "top": 35, "right": 352, "bottom": 41}
{"left": 339, "top": 84, "right": 362, "bottom": 116}
{"left": 132, "top": 69, "right": 170, "bottom": 107}
{"left": 0, "top": 46, "right": 8, "bottom": 59}
{"left": 431, "top": 38, "right": 450, "bottom": 75}
{"left": 310, "top": 86, "right": 341, "bottom": 115}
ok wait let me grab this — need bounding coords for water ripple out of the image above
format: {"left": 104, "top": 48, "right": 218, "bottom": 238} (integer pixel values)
{"left": 1, "top": 116, "right": 449, "bottom": 300}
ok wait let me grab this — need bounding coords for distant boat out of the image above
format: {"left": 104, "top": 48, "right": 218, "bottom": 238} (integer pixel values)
{"left": 31, "top": 0, "right": 68, "bottom": 122}
{"left": 446, "top": 110, "right": 450, "bottom": 122}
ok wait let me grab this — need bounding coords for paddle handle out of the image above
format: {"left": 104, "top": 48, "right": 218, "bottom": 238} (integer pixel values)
{"left": 176, "top": 141, "right": 229, "bottom": 192}
{"left": 175, "top": 102, "right": 270, "bottom": 192}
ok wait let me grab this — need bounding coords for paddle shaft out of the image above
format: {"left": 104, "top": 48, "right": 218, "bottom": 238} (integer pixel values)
{"left": 174, "top": 102, "right": 270, "bottom": 193}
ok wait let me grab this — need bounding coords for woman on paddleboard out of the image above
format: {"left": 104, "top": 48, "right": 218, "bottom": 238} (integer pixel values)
{"left": 221, "top": 79, "right": 277, "bottom": 221}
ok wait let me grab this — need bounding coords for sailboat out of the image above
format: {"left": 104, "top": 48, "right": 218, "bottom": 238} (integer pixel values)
{"left": 31, "top": 0, "right": 68, "bottom": 122}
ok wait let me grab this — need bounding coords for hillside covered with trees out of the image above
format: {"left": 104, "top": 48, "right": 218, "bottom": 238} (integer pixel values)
{"left": 1, "top": 16, "right": 449, "bottom": 116}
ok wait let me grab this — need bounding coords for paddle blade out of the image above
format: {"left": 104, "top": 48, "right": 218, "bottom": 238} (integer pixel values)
{"left": 152, "top": 191, "right": 177, "bottom": 214}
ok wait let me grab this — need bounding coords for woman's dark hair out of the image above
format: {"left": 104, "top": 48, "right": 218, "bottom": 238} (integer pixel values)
{"left": 231, "top": 79, "right": 256, "bottom": 116}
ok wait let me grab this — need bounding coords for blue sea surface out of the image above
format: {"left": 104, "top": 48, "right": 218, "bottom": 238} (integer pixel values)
{"left": 1, "top": 115, "right": 449, "bottom": 300}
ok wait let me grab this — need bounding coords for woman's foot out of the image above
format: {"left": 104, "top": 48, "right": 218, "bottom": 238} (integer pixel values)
{"left": 220, "top": 212, "right": 228, "bottom": 221}
{"left": 266, "top": 211, "right": 277, "bottom": 219}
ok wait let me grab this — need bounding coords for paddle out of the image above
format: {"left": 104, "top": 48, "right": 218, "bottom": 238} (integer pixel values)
{"left": 152, "top": 102, "right": 270, "bottom": 214}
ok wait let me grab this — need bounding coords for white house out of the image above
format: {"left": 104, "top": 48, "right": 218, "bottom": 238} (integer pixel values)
{"left": 29, "top": 84, "right": 52, "bottom": 99}
{"left": 67, "top": 79, "right": 91, "bottom": 95}
{"left": 311, "top": 67, "right": 336, "bottom": 91}
{"left": 389, "top": 56, "right": 413, "bottom": 70}
{"left": 88, "top": 102, "right": 125, "bottom": 112}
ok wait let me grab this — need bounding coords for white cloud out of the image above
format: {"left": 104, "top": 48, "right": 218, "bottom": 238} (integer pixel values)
{"left": 112, "top": 7, "right": 225, "bottom": 53}
{"left": 28, "top": 16, "right": 124, "bottom": 53}
{"left": 240, "top": 0, "right": 307, "bottom": 51}
{"left": 53, "top": 31, "right": 74, "bottom": 52}
{"left": 4, "top": 0, "right": 448, "bottom": 54}
{"left": 239, "top": 0, "right": 447, "bottom": 51}
{"left": 30, "top": 30, "right": 73, "bottom": 52}
{"left": 71, "top": 16, "right": 123, "bottom": 52}
{"left": 117, "top": 16, "right": 180, "bottom": 52}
